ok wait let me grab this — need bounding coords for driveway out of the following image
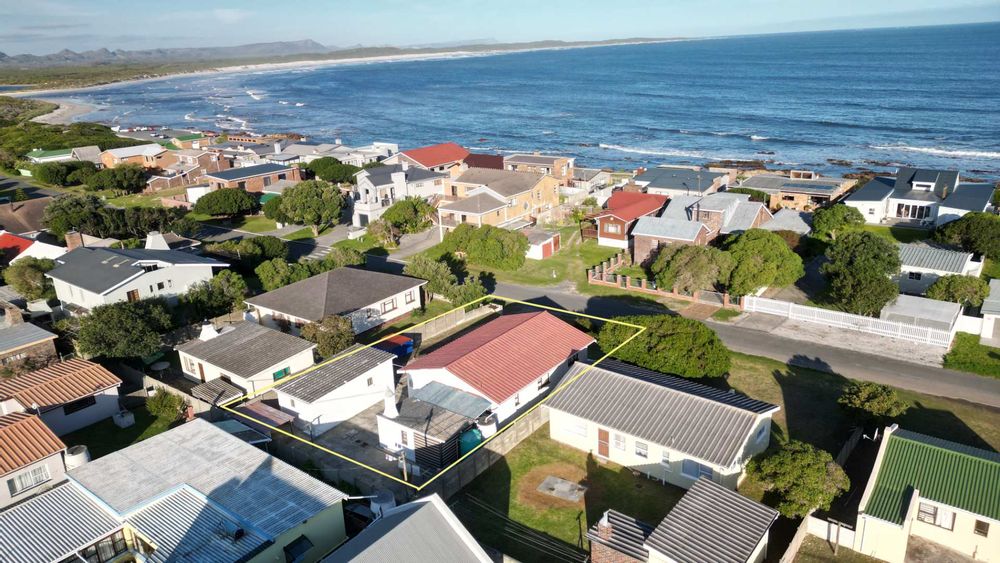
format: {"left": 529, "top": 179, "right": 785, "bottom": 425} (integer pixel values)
{"left": 391, "top": 228, "right": 440, "bottom": 260}
{"left": 764, "top": 255, "right": 827, "bottom": 304}
{"left": 0, "top": 174, "right": 61, "bottom": 199}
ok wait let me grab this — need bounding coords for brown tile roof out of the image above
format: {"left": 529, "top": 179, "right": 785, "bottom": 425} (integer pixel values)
{"left": 0, "top": 412, "right": 65, "bottom": 475}
{"left": 593, "top": 192, "right": 668, "bottom": 223}
{"left": 401, "top": 142, "right": 469, "bottom": 168}
{"left": 0, "top": 359, "right": 121, "bottom": 410}
{"left": 0, "top": 197, "right": 52, "bottom": 235}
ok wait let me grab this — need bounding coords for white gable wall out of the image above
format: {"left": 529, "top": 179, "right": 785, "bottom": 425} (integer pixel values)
{"left": 178, "top": 346, "right": 315, "bottom": 396}
{"left": 38, "top": 386, "right": 121, "bottom": 436}
{"left": 53, "top": 264, "right": 217, "bottom": 310}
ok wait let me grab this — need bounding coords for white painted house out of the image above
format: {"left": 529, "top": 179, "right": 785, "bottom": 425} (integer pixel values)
{"left": 351, "top": 163, "right": 448, "bottom": 227}
{"left": 176, "top": 322, "right": 316, "bottom": 397}
{"left": 274, "top": 344, "right": 396, "bottom": 438}
{"left": 895, "top": 243, "right": 984, "bottom": 295}
{"left": 0, "top": 359, "right": 121, "bottom": 436}
{"left": 545, "top": 359, "right": 780, "bottom": 490}
{"left": 844, "top": 167, "right": 995, "bottom": 227}
{"left": 246, "top": 268, "right": 426, "bottom": 335}
{"left": 0, "top": 413, "right": 67, "bottom": 509}
{"left": 46, "top": 246, "right": 226, "bottom": 312}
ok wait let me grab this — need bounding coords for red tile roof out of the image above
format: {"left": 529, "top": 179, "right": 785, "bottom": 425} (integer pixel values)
{"left": 594, "top": 192, "right": 668, "bottom": 223}
{"left": 401, "top": 142, "right": 470, "bottom": 168}
{"left": 403, "top": 312, "right": 594, "bottom": 403}
{"left": 0, "top": 359, "right": 121, "bottom": 410}
{"left": 0, "top": 412, "right": 65, "bottom": 475}
{"left": 0, "top": 232, "right": 34, "bottom": 262}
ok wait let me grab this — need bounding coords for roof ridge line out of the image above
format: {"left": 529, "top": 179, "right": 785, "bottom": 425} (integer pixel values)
{"left": 893, "top": 431, "right": 1000, "bottom": 464}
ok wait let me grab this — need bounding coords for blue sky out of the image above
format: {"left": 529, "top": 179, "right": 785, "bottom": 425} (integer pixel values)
{"left": 0, "top": 0, "right": 997, "bottom": 55}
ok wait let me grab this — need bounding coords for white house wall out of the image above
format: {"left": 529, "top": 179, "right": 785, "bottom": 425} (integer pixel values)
{"left": 250, "top": 287, "right": 422, "bottom": 335}
{"left": 178, "top": 347, "right": 315, "bottom": 396}
{"left": 54, "top": 265, "right": 217, "bottom": 310}
{"left": 845, "top": 198, "right": 889, "bottom": 224}
{"left": 39, "top": 387, "right": 120, "bottom": 436}
{"left": 0, "top": 453, "right": 66, "bottom": 509}
{"left": 276, "top": 359, "right": 394, "bottom": 436}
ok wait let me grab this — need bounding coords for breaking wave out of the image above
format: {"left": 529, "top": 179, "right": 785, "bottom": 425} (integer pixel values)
{"left": 871, "top": 144, "right": 1000, "bottom": 159}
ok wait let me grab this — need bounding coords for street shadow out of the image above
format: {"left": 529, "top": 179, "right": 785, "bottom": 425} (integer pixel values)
{"left": 898, "top": 400, "right": 996, "bottom": 452}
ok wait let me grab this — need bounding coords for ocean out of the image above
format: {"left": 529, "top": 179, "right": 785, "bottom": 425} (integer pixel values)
{"left": 61, "top": 22, "right": 1000, "bottom": 175}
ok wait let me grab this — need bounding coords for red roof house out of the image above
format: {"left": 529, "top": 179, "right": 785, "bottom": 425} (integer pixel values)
{"left": 590, "top": 192, "right": 668, "bottom": 249}
{"left": 403, "top": 311, "right": 593, "bottom": 419}
{"left": 0, "top": 232, "right": 34, "bottom": 264}
{"left": 392, "top": 142, "right": 470, "bottom": 173}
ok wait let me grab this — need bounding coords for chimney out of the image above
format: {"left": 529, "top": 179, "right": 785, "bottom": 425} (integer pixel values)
{"left": 0, "top": 299, "right": 24, "bottom": 327}
{"left": 383, "top": 388, "right": 398, "bottom": 418}
{"left": 334, "top": 138, "right": 342, "bottom": 146}
{"left": 400, "top": 160, "right": 409, "bottom": 171}
{"left": 198, "top": 322, "right": 220, "bottom": 341}
{"left": 65, "top": 230, "right": 85, "bottom": 251}
{"left": 595, "top": 511, "right": 613, "bottom": 541}
{"left": 144, "top": 231, "right": 170, "bottom": 250}
{"left": 274, "top": 141, "right": 282, "bottom": 154}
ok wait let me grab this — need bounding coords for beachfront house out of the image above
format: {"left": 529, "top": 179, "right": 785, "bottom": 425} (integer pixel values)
{"left": 844, "top": 167, "right": 995, "bottom": 227}
{"left": 176, "top": 321, "right": 316, "bottom": 397}
{"left": 274, "top": 344, "right": 396, "bottom": 437}
{"left": 0, "top": 412, "right": 67, "bottom": 509}
{"left": 0, "top": 419, "right": 349, "bottom": 563}
{"left": 246, "top": 268, "right": 426, "bottom": 335}
{"left": 572, "top": 167, "right": 612, "bottom": 192}
{"left": 589, "top": 477, "right": 779, "bottom": 563}
{"left": 633, "top": 166, "right": 730, "bottom": 197}
{"left": 351, "top": 163, "right": 448, "bottom": 227}
{"left": 895, "top": 243, "right": 984, "bottom": 295}
{"left": 504, "top": 153, "right": 576, "bottom": 185}
{"left": 546, "top": 359, "right": 779, "bottom": 490}
{"left": 202, "top": 162, "right": 302, "bottom": 192}
{"left": 589, "top": 191, "right": 668, "bottom": 250}
{"left": 739, "top": 171, "right": 856, "bottom": 211}
{"left": 0, "top": 358, "right": 121, "bottom": 436}
{"left": 25, "top": 145, "right": 101, "bottom": 167}
{"left": 99, "top": 143, "right": 171, "bottom": 170}
{"left": 146, "top": 148, "right": 229, "bottom": 191}
{"left": 45, "top": 246, "right": 226, "bottom": 311}
{"left": 854, "top": 425, "right": 1000, "bottom": 563}
{"left": 437, "top": 167, "right": 561, "bottom": 240}
{"left": 383, "top": 142, "right": 470, "bottom": 177}
{"left": 277, "top": 140, "right": 398, "bottom": 166}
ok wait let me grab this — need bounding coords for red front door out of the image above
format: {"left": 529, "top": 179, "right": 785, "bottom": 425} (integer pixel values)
{"left": 597, "top": 428, "right": 609, "bottom": 457}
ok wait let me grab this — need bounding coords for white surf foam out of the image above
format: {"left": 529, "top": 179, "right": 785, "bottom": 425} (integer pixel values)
{"left": 871, "top": 144, "right": 1000, "bottom": 160}
{"left": 599, "top": 143, "right": 704, "bottom": 158}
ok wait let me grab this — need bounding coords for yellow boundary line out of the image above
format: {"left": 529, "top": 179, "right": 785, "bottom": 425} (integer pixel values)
{"left": 219, "top": 294, "right": 646, "bottom": 491}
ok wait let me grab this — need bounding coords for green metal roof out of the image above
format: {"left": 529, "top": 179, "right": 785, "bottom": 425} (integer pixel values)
{"left": 25, "top": 148, "right": 73, "bottom": 159}
{"left": 156, "top": 141, "right": 181, "bottom": 150}
{"left": 864, "top": 429, "right": 1000, "bottom": 524}
{"left": 173, "top": 133, "right": 204, "bottom": 141}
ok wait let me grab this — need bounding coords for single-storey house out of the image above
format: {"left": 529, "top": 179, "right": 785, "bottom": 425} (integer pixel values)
{"left": 274, "top": 344, "right": 397, "bottom": 437}
{"left": 0, "top": 412, "right": 66, "bottom": 509}
{"left": 438, "top": 167, "right": 561, "bottom": 239}
{"left": 0, "top": 419, "right": 349, "bottom": 563}
{"left": 203, "top": 162, "right": 302, "bottom": 192}
{"left": 99, "top": 143, "right": 171, "bottom": 170}
{"left": 384, "top": 142, "right": 470, "bottom": 177}
{"left": 0, "top": 358, "right": 121, "bottom": 436}
{"left": 895, "top": 243, "right": 984, "bottom": 295}
{"left": 324, "top": 494, "right": 492, "bottom": 562}
{"left": 855, "top": 425, "right": 999, "bottom": 563}
{"left": 589, "top": 477, "right": 779, "bottom": 563}
{"left": 380, "top": 311, "right": 593, "bottom": 472}
{"left": 2, "top": 233, "right": 65, "bottom": 264}
{"left": 504, "top": 153, "right": 575, "bottom": 185}
{"left": 351, "top": 163, "right": 448, "bottom": 227}
{"left": 25, "top": 145, "right": 101, "bottom": 167}
{"left": 590, "top": 191, "right": 668, "bottom": 249}
{"left": 0, "top": 302, "right": 57, "bottom": 370}
{"left": 46, "top": 246, "right": 226, "bottom": 311}
{"left": 523, "top": 228, "right": 561, "bottom": 260}
{"left": 739, "top": 171, "right": 855, "bottom": 211}
{"left": 844, "top": 167, "right": 995, "bottom": 227}
{"left": 246, "top": 268, "right": 427, "bottom": 335}
{"left": 631, "top": 192, "right": 771, "bottom": 263}
{"left": 633, "top": 167, "right": 729, "bottom": 198}
{"left": 176, "top": 321, "right": 316, "bottom": 397}
{"left": 0, "top": 196, "right": 53, "bottom": 236}
{"left": 546, "top": 359, "right": 779, "bottom": 490}
{"left": 573, "top": 167, "right": 612, "bottom": 191}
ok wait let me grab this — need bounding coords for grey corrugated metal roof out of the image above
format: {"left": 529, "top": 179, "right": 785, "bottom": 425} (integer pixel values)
{"left": 720, "top": 202, "right": 768, "bottom": 234}
{"left": 324, "top": 495, "right": 492, "bottom": 562}
{"left": 0, "top": 322, "right": 56, "bottom": 354}
{"left": 982, "top": 280, "right": 1000, "bottom": 316}
{"left": 761, "top": 209, "right": 812, "bottom": 235}
{"left": 203, "top": 162, "right": 289, "bottom": 181}
{"left": 454, "top": 168, "right": 544, "bottom": 197}
{"left": 546, "top": 360, "right": 778, "bottom": 468}
{"left": 190, "top": 377, "right": 245, "bottom": 404}
{"left": 631, "top": 216, "right": 707, "bottom": 241}
{"left": 847, "top": 177, "right": 895, "bottom": 202}
{"left": 410, "top": 381, "right": 492, "bottom": 419}
{"left": 68, "top": 419, "right": 346, "bottom": 537}
{"left": 127, "top": 487, "right": 271, "bottom": 563}
{"left": 0, "top": 482, "right": 121, "bottom": 563}
{"left": 898, "top": 243, "right": 972, "bottom": 273}
{"left": 438, "top": 192, "right": 507, "bottom": 214}
{"left": 645, "top": 477, "right": 778, "bottom": 563}
{"left": 47, "top": 247, "right": 224, "bottom": 294}
{"left": 276, "top": 344, "right": 396, "bottom": 403}
{"left": 245, "top": 268, "right": 425, "bottom": 323}
{"left": 391, "top": 397, "right": 471, "bottom": 441}
{"left": 635, "top": 168, "right": 724, "bottom": 193}
{"left": 587, "top": 510, "right": 653, "bottom": 561}
{"left": 176, "top": 322, "right": 315, "bottom": 380}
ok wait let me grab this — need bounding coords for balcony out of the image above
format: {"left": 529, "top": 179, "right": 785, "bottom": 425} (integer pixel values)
{"left": 353, "top": 197, "right": 393, "bottom": 213}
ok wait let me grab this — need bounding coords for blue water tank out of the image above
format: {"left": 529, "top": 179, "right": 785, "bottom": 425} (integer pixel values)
{"left": 459, "top": 427, "right": 484, "bottom": 455}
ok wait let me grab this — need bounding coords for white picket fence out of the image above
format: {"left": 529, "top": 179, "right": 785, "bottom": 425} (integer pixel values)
{"left": 743, "top": 296, "right": 953, "bottom": 347}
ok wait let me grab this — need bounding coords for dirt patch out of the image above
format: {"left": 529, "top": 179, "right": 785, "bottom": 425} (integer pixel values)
{"left": 679, "top": 303, "right": 720, "bottom": 320}
{"left": 517, "top": 462, "right": 588, "bottom": 510}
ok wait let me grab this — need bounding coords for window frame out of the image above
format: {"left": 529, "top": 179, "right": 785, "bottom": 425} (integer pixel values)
{"left": 974, "top": 519, "right": 990, "bottom": 537}
{"left": 613, "top": 433, "right": 626, "bottom": 451}
{"left": 63, "top": 395, "right": 97, "bottom": 415}
{"left": 7, "top": 464, "right": 51, "bottom": 496}
{"left": 635, "top": 441, "right": 648, "bottom": 459}
{"left": 681, "top": 459, "right": 713, "bottom": 480}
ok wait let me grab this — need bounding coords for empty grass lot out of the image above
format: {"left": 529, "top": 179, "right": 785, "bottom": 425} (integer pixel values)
{"left": 943, "top": 332, "right": 1000, "bottom": 379}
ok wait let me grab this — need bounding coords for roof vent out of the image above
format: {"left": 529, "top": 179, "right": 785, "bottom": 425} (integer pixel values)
{"left": 217, "top": 519, "right": 246, "bottom": 542}
{"left": 198, "top": 322, "right": 219, "bottom": 341}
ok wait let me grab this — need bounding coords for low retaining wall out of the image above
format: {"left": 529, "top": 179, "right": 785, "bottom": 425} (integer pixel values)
{"left": 587, "top": 253, "right": 737, "bottom": 309}
{"left": 404, "top": 302, "right": 501, "bottom": 344}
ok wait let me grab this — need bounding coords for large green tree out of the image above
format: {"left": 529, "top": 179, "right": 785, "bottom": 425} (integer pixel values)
{"left": 2, "top": 257, "right": 55, "bottom": 300}
{"left": 925, "top": 274, "right": 990, "bottom": 307}
{"left": 382, "top": 197, "right": 436, "bottom": 233}
{"left": 280, "top": 180, "right": 345, "bottom": 236}
{"left": 42, "top": 194, "right": 105, "bottom": 237}
{"left": 301, "top": 315, "right": 355, "bottom": 358}
{"left": 86, "top": 164, "right": 147, "bottom": 193}
{"left": 838, "top": 381, "right": 908, "bottom": 423}
{"left": 180, "top": 270, "right": 248, "bottom": 320}
{"left": 445, "top": 274, "right": 488, "bottom": 309}
{"left": 403, "top": 255, "right": 458, "bottom": 299}
{"left": 650, "top": 244, "right": 733, "bottom": 293}
{"left": 254, "top": 258, "right": 313, "bottom": 292}
{"left": 193, "top": 188, "right": 257, "bottom": 217}
{"left": 76, "top": 299, "right": 173, "bottom": 358}
{"left": 597, "top": 315, "right": 730, "bottom": 378}
{"left": 305, "top": 157, "right": 361, "bottom": 184}
{"left": 725, "top": 229, "right": 804, "bottom": 296}
{"left": 934, "top": 212, "right": 1000, "bottom": 260}
{"left": 812, "top": 204, "right": 865, "bottom": 240}
{"left": 749, "top": 440, "right": 850, "bottom": 518}
{"left": 442, "top": 224, "right": 529, "bottom": 271}
{"left": 822, "top": 231, "right": 900, "bottom": 315}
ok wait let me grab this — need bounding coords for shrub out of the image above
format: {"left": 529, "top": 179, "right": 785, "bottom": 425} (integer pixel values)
{"left": 301, "top": 315, "right": 355, "bottom": 358}
{"left": 193, "top": 188, "right": 257, "bottom": 217}
{"left": 3, "top": 257, "right": 55, "bottom": 300}
{"left": 934, "top": 212, "right": 1000, "bottom": 259}
{"left": 442, "top": 224, "right": 528, "bottom": 271}
{"left": 838, "top": 381, "right": 908, "bottom": 422}
{"left": 749, "top": 441, "right": 849, "bottom": 518}
{"left": 404, "top": 255, "right": 457, "bottom": 298}
{"left": 650, "top": 244, "right": 733, "bottom": 293}
{"left": 306, "top": 157, "right": 361, "bottom": 184}
{"left": 726, "top": 187, "right": 769, "bottom": 204}
{"left": 925, "top": 275, "right": 990, "bottom": 307}
{"left": 262, "top": 195, "right": 289, "bottom": 223}
{"left": 597, "top": 315, "right": 730, "bottom": 378}
{"left": 146, "top": 389, "right": 184, "bottom": 419}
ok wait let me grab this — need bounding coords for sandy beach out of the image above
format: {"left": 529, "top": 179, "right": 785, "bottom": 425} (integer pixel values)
{"left": 30, "top": 98, "right": 97, "bottom": 124}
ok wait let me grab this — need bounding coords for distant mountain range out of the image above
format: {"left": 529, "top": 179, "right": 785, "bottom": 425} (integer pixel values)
{"left": 0, "top": 37, "right": 670, "bottom": 69}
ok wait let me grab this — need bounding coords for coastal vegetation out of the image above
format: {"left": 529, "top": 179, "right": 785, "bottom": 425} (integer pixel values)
{"left": 2, "top": 257, "right": 55, "bottom": 300}
{"left": 0, "top": 95, "right": 57, "bottom": 125}
{"left": 439, "top": 224, "right": 529, "bottom": 271}
{"left": 42, "top": 194, "right": 196, "bottom": 238}
{"left": 596, "top": 314, "right": 731, "bottom": 378}
{"left": 821, "top": 231, "right": 901, "bottom": 315}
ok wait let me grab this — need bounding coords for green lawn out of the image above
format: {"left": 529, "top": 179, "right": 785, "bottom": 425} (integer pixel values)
{"left": 61, "top": 406, "right": 177, "bottom": 459}
{"left": 283, "top": 227, "right": 319, "bottom": 241}
{"left": 943, "top": 332, "right": 1000, "bottom": 379}
{"left": 332, "top": 234, "right": 389, "bottom": 255}
{"left": 711, "top": 308, "right": 742, "bottom": 321}
{"left": 105, "top": 186, "right": 186, "bottom": 208}
{"left": 201, "top": 214, "right": 277, "bottom": 233}
{"left": 795, "top": 535, "right": 880, "bottom": 563}
{"left": 453, "top": 424, "right": 686, "bottom": 562}
{"left": 981, "top": 258, "right": 1000, "bottom": 281}
{"left": 861, "top": 225, "right": 929, "bottom": 244}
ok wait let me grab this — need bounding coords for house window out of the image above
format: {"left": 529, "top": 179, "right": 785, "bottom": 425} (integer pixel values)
{"left": 613, "top": 434, "right": 625, "bottom": 451}
{"left": 566, "top": 420, "right": 587, "bottom": 437}
{"left": 381, "top": 298, "right": 397, "bottom": 314}
{"left": 142, "top": 264, "right": 159, "bottom": 273}
{"left": 755, "top": 425, "right": 768, "bottom": 443}
{"left": 404, "top": 290, "right": 415, "bottom": 304}
{"left": 661, "top": 451, "right": 671, "bottom": 471}
{"left": 868, "top": 208, "right": 875, "bottom": 215}
{"left": 975, "top": 520, "right": 990, "bottom": 537}
{"left": 7, "top": 465, "right": 50, "bottom": 495}
{"left": 64, "top": 395, "right": 97, "bottom": 415}
{"left": 2, "top": 353, "right": 26, "bottom": 365}
{"left": 681, "top": 459, "right": 713, "bottom": 480}
{"left": 917, "top": 502, "right": 955, "bottom": 530}
{"left": 635, "top": 441, "right": 648, "bottom": 459}
{"left": 156, "top": 282, "right": 165, "bottom": 290}
{"left": 908, "top": 272, "right": 922, "bottom": 281}
{"left": 400, "top": 429, "right": 408, "bottom": 447}
{"left": 273, "top": 367, "right": 291, "bottom": 381}
{"left": 127, "top": 289, "right": 140, "bottom": 303}
{"left": 263, "top": 176, "right": 271, "bottom": 187}
{"left": 604, "top": 222, "right": 621, "bottom": 234}
{"left": 366, "top": 377, "right": 374, "bottom": 387}
{"left": 183, "top": 356, "right": 196, "bottom": 374}
{"left": 81, "top": 530, "right": 128, "bottom": 563}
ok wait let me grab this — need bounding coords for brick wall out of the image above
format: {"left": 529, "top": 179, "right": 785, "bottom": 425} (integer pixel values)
{"left": 591, "top": 541, "right": 646, "bottom": 563}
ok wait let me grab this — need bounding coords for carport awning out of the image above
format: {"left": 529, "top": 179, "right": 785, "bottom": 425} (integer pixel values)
{"left": 410, "top": 381, "right": 491, "bottom": 419}
{"left": 191, "top": 378, "right": 244, "bottom": 405}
